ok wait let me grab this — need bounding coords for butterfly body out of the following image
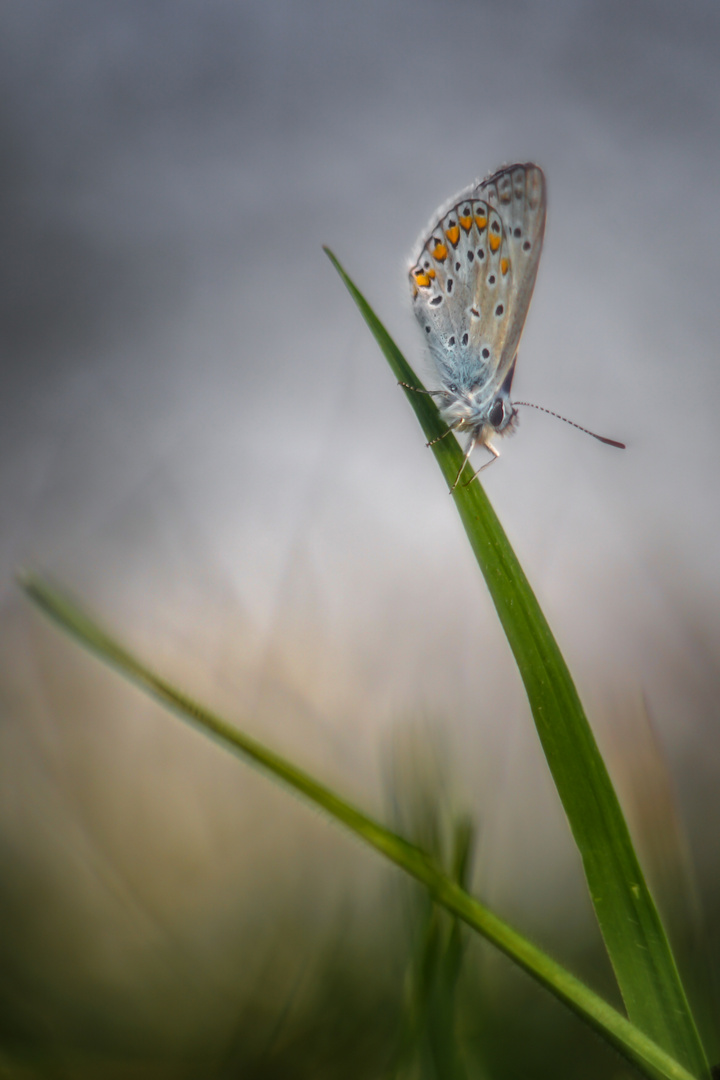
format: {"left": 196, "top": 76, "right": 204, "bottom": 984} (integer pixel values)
{"left": 409, "top": 163, "right": 546, "bottom": 481}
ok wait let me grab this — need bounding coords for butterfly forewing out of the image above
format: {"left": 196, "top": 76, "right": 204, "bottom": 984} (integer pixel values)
{"left": 478, "top": 164, "right": 546, "bottom": 385}
{"left": 464, "top": 201, "right": 513, "bottom": 382}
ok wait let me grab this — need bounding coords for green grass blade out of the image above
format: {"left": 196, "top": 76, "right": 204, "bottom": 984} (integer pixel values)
{"left": 19, "top": 574, "right": 704, "bottom": 1080}
{"left": 324, "top": 249, "right": 708, "bottom": 1078}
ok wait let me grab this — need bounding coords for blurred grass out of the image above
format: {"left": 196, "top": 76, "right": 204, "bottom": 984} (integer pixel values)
{"left": 19, "top": 576, "right": 705, "bottom": 1080}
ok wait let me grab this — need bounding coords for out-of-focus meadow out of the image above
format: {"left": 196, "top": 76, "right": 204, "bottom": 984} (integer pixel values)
{"left": 1, "top": 2, "right": 720, "bottom": 1075}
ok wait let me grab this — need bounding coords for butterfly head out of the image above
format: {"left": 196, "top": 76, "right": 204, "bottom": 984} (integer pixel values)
{"left": 438, "top": 381, "right": 518, "bottom": 445}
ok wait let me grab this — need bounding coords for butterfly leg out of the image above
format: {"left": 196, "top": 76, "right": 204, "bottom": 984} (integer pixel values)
{"left": 397, "top": 381, "right": 443, "bottom": 396}
{"left": 426, "top": 427, "right": 454, "bottom": 448}
{"left": 398, "top": 381, "right": 456, "bottom": 451}
{"left": 449, "top": 434, "right": 479, "bottom": 492}
{"left": 460, "top": 444, "right": 500, "bottom": 488}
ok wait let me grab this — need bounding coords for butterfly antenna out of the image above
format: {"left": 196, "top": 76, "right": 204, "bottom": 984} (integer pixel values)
{"left": 514, "top": 402, "right": 626, "bottom": 449}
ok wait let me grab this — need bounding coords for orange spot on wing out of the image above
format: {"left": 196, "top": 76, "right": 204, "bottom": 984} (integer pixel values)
{"left": 427, "top": 268, "right": 436, "bottom": 279}
{"left": 445, "top": 225, "right": 460, "bottom": 246}
{"left": 414, "top": 272, "right": 431, "bottom": 287}
{"left": 500, "top": 257, "right": 509, "bottom": 275}
{"left": 432, "top": 242, "right": 448, "bottom": 262}
{"left": 489, "top": 234, "right": 501, "bottom": 252}
{"left": 459, "top": 215, "right": 472, "bottom": 232}
{"left": 475, "top": 215, "right": 487, "bottom": 230}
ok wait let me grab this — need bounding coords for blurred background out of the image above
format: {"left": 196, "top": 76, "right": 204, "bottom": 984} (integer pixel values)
{"left": 1, "top": 1, "right": 719, "bottom": 1076}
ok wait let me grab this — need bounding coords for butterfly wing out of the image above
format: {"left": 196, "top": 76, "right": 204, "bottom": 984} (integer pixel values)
{"left": 410, "top": 163, "right": 545, "bottom": 396}
{"left": 477, "top": 163, "right": 546, "bottom": 388}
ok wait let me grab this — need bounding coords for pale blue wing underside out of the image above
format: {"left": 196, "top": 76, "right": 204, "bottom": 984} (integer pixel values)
{"left": 409, "top": 163, "right": 546, "bottom": 400}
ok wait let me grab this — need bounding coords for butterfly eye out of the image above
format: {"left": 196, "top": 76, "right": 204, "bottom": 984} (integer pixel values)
{"left": 489, "top": 400, "right": 505, "bottom": 428}
{"left": 448, "top": 383, "right": 458, "bottom": 393}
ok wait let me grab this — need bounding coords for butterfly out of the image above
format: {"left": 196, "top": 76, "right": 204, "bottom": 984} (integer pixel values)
{"left": 408, "top": 162, "right": 546, "bottom": 488}
{"left": 407, "top": 163, "right": 624, "bottom": 490}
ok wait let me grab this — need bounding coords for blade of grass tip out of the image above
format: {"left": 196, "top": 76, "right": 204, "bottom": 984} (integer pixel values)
{"left": 20, "top": 573, "right": 702, "bottom": 1080}
{"left": 324, "top": 250, "right": 709, "bottom": 1078}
